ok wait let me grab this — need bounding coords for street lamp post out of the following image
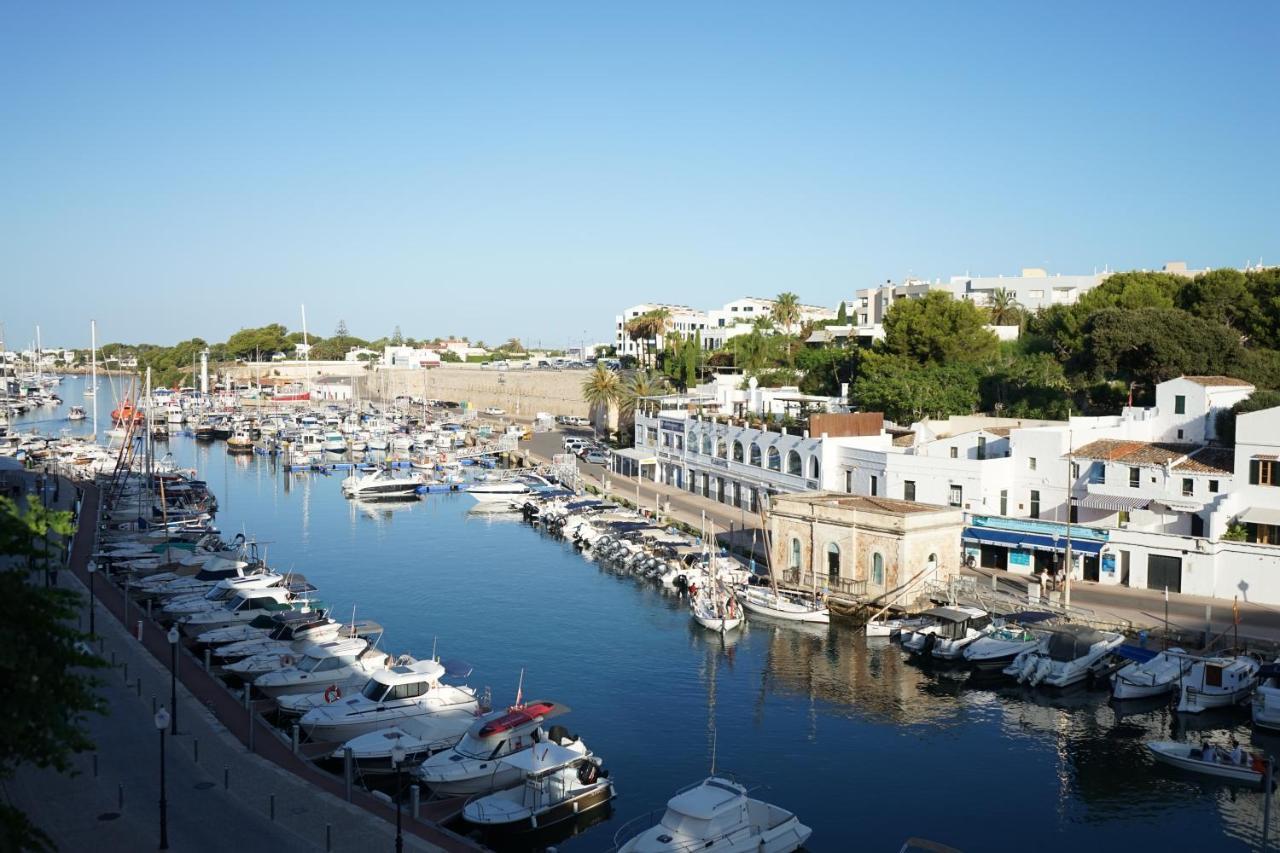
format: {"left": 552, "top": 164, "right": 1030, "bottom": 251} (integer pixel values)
{"left": 167, "top": 626, "right": 179, "bottom": 735}
{"left": 154, "top": 707, "right": 170, "bottom": 850}
{"left": 391, "top": 740, "right": 406, "bottom": 853}
{"left": 87, "top": 562, "right": 97, "bottom": 638}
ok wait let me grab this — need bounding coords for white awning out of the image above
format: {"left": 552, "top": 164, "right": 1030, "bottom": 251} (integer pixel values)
{"left": 1238, "top": 507, "right": 1280, "bottom": 527}
{"left": 611, "top": 448, "right": 657, "bottom": 464}
{"left": 1076, "top": 494, "right": 1150, "bottom": 512}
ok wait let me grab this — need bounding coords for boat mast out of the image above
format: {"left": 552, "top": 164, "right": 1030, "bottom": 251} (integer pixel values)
{"left": 91, "top": 319, "right": 98, "bottom": 440}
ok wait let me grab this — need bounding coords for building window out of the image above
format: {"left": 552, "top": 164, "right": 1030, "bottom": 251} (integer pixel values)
{"left": 1029, "top": 457, "right": 1037, "bottom": 471}
{"left": 999, "top": 489, "right": 1008, "bottom": 515}
{"left": 766, "top": 446, "right": 781, "bottom": 471}
{"left": 810, "top": 457, "right": 820, "bottom": 479}
{"left": 844, "top": 470, "right": 852, "bottom": 492}
{"left": 1129, "top": 466, "right": 1140, "bottom": 488}
{"left": 1175, "top": 395, "right": 1186, "bottom": 415}
{"left": 826, "top": 543, "right": 840, "bottom": 582}
{"left": 1118, "top": 510, "right": 1130, "bottom": 525}
{"left": 950, "top": 447, "right": 958, "bottom": 459}
{"left": 904, "top": 480, "right": 916, "bottom": 502}
{"left": 977, "top": 436, "right": 987, "bottom": 460}
{"left": 1029, "top": 490, "right": 1041, "bottom": 519}
{"left": 701, "top": 433, "right": 713, "bottom": 455}
{"left": 949, "top": 485, "right": 962, "bottom": 507}
{"left": 789, "top": 538, "right": 802, "bottom": 570}
{"left": 1249, "top": 523, "right": 1280, "bottom": 545}
{"left": 871, "top": 552, "right": 884, "bottom": 586}
{"left": 716, "top": 437, "right": 727, "bottom": 458}
{"left": 1182, "top": 478, "right": 1194, "bottom": 497}
{"left": 1191, "top": 514, "right": 1205, "bottom": 537}
{"left": 1209, "top": 479, "right": 1219, "bottom": 493}
{"left": 870, "top": 476, "right": 879, "bottom": 497}
{"left": 787, "top": 450, "right": 802, "bottom": 476}
{"left": 732, "top": 441, "right": 743, "bottom": 463}
{"left": 750, "top": 443, "right": 762, "bottom": 466}
{"left": 1093, "top": 462, "right": 1105, "bottom": 484}
{"left": 1250, "top": 459, "right": 1277, "bottom": 486}
{"left": 1070, "top": 462, "right": 1080, "bottom": 480}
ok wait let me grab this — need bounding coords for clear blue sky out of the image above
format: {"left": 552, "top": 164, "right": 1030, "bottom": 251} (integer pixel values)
{"left": 3, "top": 2, "right": 1277, "bottom": 349}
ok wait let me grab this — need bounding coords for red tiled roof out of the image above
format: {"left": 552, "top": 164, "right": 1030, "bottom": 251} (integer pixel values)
{"left": 1071, "top": 439, "right": 1198, "bottom": 466}
{"left": 1172, "top": 448, "right": 1235, "bottom": 475}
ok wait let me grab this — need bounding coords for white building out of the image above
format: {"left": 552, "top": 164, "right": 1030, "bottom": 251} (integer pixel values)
{"left": 614, "top": 298, "right": 836, "bottom": 358}
{"left": 382, "top": 345, "right": 441, "bottom": 369}
{"left": 344, "top": 347, "right": 380, "bottom": 362}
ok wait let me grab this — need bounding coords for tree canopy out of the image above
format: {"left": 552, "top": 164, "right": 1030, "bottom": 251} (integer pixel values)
{"left": 881, "top": 290, "right": 999, "bottom": 365}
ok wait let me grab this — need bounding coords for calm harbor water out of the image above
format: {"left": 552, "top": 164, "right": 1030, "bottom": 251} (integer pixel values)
{"left": 21, "top": 375, "right": 1277, "bottom": 852}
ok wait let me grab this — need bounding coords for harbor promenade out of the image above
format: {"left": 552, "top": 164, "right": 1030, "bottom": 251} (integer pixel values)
{"left": 523, "top": 430, "right": 1280, "bottom": 648}
{"left": 6, "top": 468, "right": 474, "bottom": 853}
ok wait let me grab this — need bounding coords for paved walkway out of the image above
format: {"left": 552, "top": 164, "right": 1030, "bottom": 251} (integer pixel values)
{"left": 7, "top": 470, "right": 475, "bottom": 852}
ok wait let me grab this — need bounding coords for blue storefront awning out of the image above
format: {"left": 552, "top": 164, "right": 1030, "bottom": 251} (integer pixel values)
{"left": 963, "top": 526, "right": 1103, "bottom": 556}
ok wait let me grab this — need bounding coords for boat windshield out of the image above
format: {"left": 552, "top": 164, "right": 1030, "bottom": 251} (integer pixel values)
{"left": 455, "top": 735, "right": 505, "bottom": 760}
{"left": 361, "top": 680, "right": 389, "bottom": 701}
{"left": 204, "top": 585, "right": 232, "bottom": 601}
{"left": 304, "top": 656, "right": 348, "bottom": 673}
{"left": 659, "top": 810, "right": 713, "bottom": 839}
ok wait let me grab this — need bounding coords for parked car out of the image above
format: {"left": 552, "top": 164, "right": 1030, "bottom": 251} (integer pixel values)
{"left": 483, "top": 406, "right": 505, "bottom": 416}
{"left": 584, "top": 451, "right": 609, "bottom": 464}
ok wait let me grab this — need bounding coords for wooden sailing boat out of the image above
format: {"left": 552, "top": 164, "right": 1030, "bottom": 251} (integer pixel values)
{"left": 690, "top": 520, "right": 744, "bottom": 634}
{"left": 735, "top": 503, "right": 830, "bottom": 624}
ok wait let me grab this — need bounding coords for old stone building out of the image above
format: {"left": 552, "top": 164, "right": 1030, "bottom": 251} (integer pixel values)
{"left": 767, "top": 493, "right": 964, "bottom": 603}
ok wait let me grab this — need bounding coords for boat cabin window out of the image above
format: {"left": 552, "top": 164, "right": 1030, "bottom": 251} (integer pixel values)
{"left": 308, "top": 656, "right": 346, "bottom": 673}
{"left": 362, "top": 681, "right": 390, "bottom": 701}
{"left": 660, "top": 810, "right": 713, "bottom": 839}
{"left": 1205, "top": 664, "right": 1223, "bottom": 688}
{"left": 388, "top": 681, "right": 428, "bottom": 700}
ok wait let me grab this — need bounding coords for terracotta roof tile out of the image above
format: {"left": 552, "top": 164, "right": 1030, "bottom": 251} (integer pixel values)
{"left": 1071, "top": 439, "right": 1198, "bottom": 466}
{"left": 1172, "top": 447, "right": 1235, "bottom": 475}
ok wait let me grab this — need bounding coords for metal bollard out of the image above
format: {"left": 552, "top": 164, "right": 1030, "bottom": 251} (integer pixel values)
{"left": 147, "top": 599, "right": 152, "bottom": 618}
{"left": 343, "top": 747, "right": 353, "bottom": 802}
{"left": 136, "top": 620, "right": 143, "bottom": 641}
{"left": 204, "top": 648, "right": 211, "bottom": 673}
{"left": 291, "top": 724, "right": 299, "bottom": 755}
{"left": 411, "top": 784, "right": 420, "bottom": 819}
{"left": 269, "top": 794, "right": 275, "bottom": 821}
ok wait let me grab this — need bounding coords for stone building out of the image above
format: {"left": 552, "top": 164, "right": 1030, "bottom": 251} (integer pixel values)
{"left": 767, "top": 493, "right": 964, "bottom": 604}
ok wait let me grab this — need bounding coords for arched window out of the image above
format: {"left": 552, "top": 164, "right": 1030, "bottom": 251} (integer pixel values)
{"left": 826, "top": 543, "right": 840, "bottom": 581}
{"left": 750, "top": 443, "right": 762, "bottom": 466}
{"left": 871, "top": 552, "right": 885, "bottom": 586}
{"left": 732, "top": 441, "right": 744, "bottom": 463}
{"left": 789, "top": 538, "right": 802, "bottom": 570}
{"left": 701, "top": 433, "right": 712, "bottom": 455}
{"left": 786, "top": 450, "right": 802, "bottom": 476}
{"left": 716, "top": 437, "right": 727, "bottom": 458}
{"left": 927, "top": 553, "right": 938, "bottom": 575}
{"left": 810, "top": 456, "right": 820, "bottom": 479}
{"left": 766, "top": 446, "right": 781, "bottom": 471}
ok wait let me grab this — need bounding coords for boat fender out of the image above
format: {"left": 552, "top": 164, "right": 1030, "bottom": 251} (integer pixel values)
{"left": 324, "top": 684, "right": 342, "bottom": 703}
{"left": 280, "top": 654, "right": 294, "bottom": 667}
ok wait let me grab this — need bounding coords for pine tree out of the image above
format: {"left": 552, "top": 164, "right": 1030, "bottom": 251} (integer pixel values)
{"left": 391, "top": 326, "right": 403, "bottom": 346}
{"left": 335, "top": 319, "right": 349, "bottom": 337}
{"left": 836, "top": 301, "right": 848, "bottom": 325}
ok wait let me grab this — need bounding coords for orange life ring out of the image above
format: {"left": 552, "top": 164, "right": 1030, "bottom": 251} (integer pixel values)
{"left": 324, "top": 684, "right": 342, "bottom": 703}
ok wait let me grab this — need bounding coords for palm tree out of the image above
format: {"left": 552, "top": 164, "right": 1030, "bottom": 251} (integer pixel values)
{"left": 771, "top": 292, "right": 801, "bottom": 335}
{"left": 620, "top": 370, "right": 670, "bottom": 421}
{"left": 624, "top": 316, "right": 651, "bottom": 367}
{"left": 581, "top": 364, "right": 622, "bottom": 435}
{"left": 987, "top": 288, "right": 1022, "bottom": 326}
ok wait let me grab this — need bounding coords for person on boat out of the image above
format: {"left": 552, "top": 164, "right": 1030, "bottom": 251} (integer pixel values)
{"left": 1231, "top": 740, "right": 1247, "bottom": 766}
{"left": 1201, "top": 740, "right": 1217, "bottom": 763}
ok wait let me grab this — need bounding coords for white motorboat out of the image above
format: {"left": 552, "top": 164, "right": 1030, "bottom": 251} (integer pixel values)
{"left": 299, "top": 659, "right": 479, "bottom": 742}
{"left": 416, "top": 700, "right": 576, "bottom": 796}
{"left": 1177, "top": 655, "right": 1260, "bottom": 713}
{"left": 67, "top": 405, "right": 86, "bottom": 421}
{"left": 1005, "top": 625, "right": 1125, "bottom": 688}
{"left": 212, "top": 614, "right": 343, "bottom": 663}
{"left": 865, "top": 617, "right": 929, "bottom": 639}
{"left": 737, "top": 586, "right": 828, "bottom": 624}
{"left": 337, "top": 698, "right": 482, "bottom": 775}
{"left": 340, "top": 467, "right": 424, "bottom": 500}
{"left": 465, "top": 480, "right": 532, "bottom": 504}
{"left": 1253, "top": 662, "right": 1280, "bottom": 730}
{"left": 323, "top": 431, "right": 347, "bottom": 453}
{"left": 961, "top": 612, "right": 1055, "bottom": 670}
{"left": 178, "top": 587, "right": 313, "bottom": 637}
{"left": 692, "top": 586, "right": 744, "bottom": 634}
{"left": 615, "top": 776, "right": 812, "bottom": 853}
{"left": 161, "top": 573, "right": 286, "bottom": 617}
{"left": 1148, "top": 741, "right": 1268, "bottom": 786}
{"left": 270, "top": 652, "right": 404, "bottom": 712}
{"left": 900, "top": 606, "right": 991, "bottom": 660}
{"left": 193, "top": 609, "right": 333, "bottom": 648}
{"left": 462, "top": 742, "right": 613, "bottom": 833}
{"left": 1111, "top": 648, "right": 1192, "bottom": 700}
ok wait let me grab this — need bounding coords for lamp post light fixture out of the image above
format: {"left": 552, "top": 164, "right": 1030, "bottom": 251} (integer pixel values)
{"left": 87, "top": 562, "right": 97, "bottom": 638}
{"left": 167, "top": 626, "right": 180, "bottom": 735}
{"left": 154, "top": 707, "right": 170, "bottom": 850}
{"left": 391, "top": 739, "right": 406, "bottom": 853}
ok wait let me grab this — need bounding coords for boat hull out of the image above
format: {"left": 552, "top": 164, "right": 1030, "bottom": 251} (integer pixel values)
{"left": 464, "top": 781, "right": 614, "bottom": 833}
{"left": 1149, "top": 742, "right": 1266, "bottom": 786}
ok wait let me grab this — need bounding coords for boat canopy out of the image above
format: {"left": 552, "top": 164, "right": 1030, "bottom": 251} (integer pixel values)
{"left": 565, "top": 500, "right": 603, "bottom": 510}
{"left": 921, "top": 606, "right": 985, "bottom": 623}
{"left": 1258, "top": 664, "right": 1280, "bottom": 680}
{"left": 1006, "top": 611, "right": 1056, "bottom": 625}
{"left": 498, "top": 742, "right": 584, "bottom": 775}
{"left": 1046, "top": 625, "right": 1111, "bottom": 661}
{"left": 1114, "top": 645, "right": 1159, "bottom": 663}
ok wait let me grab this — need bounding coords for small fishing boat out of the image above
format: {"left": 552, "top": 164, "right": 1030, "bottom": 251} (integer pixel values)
{"left": 462, "top": 742, "right": 613, "bottom": 834}
{"left": 737, "top": 586, "right": 828, "bottom": 624}
{"left": 865, "top": 616, "right": 928, "bottom": 639}
{"left": 67, "top": 405, "right": 86, "bottom": 421}
{"left": 1005, "top": 625, "right": 1125, "bottom": 688}
{"left": 1176, "top": 655, "right": 1260, "bottom": 713}
{"left": 900, "top": 606, "right": 990, "bottom": 660}
{"left": 1111, "top": 647, "right": 1192, "bottom": 700}
{"left": 1252, "top": 662, "right": 1280, "bottom": 730}
{"left": 962, "top": 615, "right": 1052, "bottom": 670}
{"left": 1148, "top": 741, "right": 1270, "bottom": 787}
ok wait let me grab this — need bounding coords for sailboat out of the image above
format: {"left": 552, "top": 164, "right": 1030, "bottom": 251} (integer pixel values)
{"left": 735, "top": 505, "right": 829, "bottom": 624}
{"left": 691, "top": 522, "right": 744, "bottom": 634}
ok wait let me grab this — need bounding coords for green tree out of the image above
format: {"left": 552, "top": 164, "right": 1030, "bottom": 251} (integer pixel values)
{"left": 335, "top": 319, "right": 349, "bottom": 337}
{"left": 580, "top": 364, "right": 622, "bottom": 434}
{"left": 1077, "top": 271, "right": 1185, "bottom": 313}
{"left": 1084, "top": 307, "right": 1241, "bottom": 387}
{"left": 770, "top": 293, "right": 801, "bottom": 335}
{"left": 836, "top": 301, "right": 848, "bottom": 325}
{"left": 390, "top": 326, "right": 404, "bottom": 346}
{"left": 986, "top": 288, "right": 1023, "bottom": 326}
{"left": 0, "top": 496, "right": 105, "bottom": 851}
{"left": 851, "top": 352, "right": 980, "bottom": 422}
{"left": 620, "top": 370, "right": 670, "bottom": 421}
{"left": 795, "top": 346, "right": 859, "bottom": 397}
{"left": 1178, "top": 268, "right": 1259, "bottom": 336}
{"left": 881, "top": 291, "right": 998, "bottom": 365}
{"left": 225, "top": 324, "right": 290, "bottom": 360}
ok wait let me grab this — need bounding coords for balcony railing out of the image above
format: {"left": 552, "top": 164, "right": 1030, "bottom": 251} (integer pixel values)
{"left": 781, "top": 570, "right": 867, "bottom": 599}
